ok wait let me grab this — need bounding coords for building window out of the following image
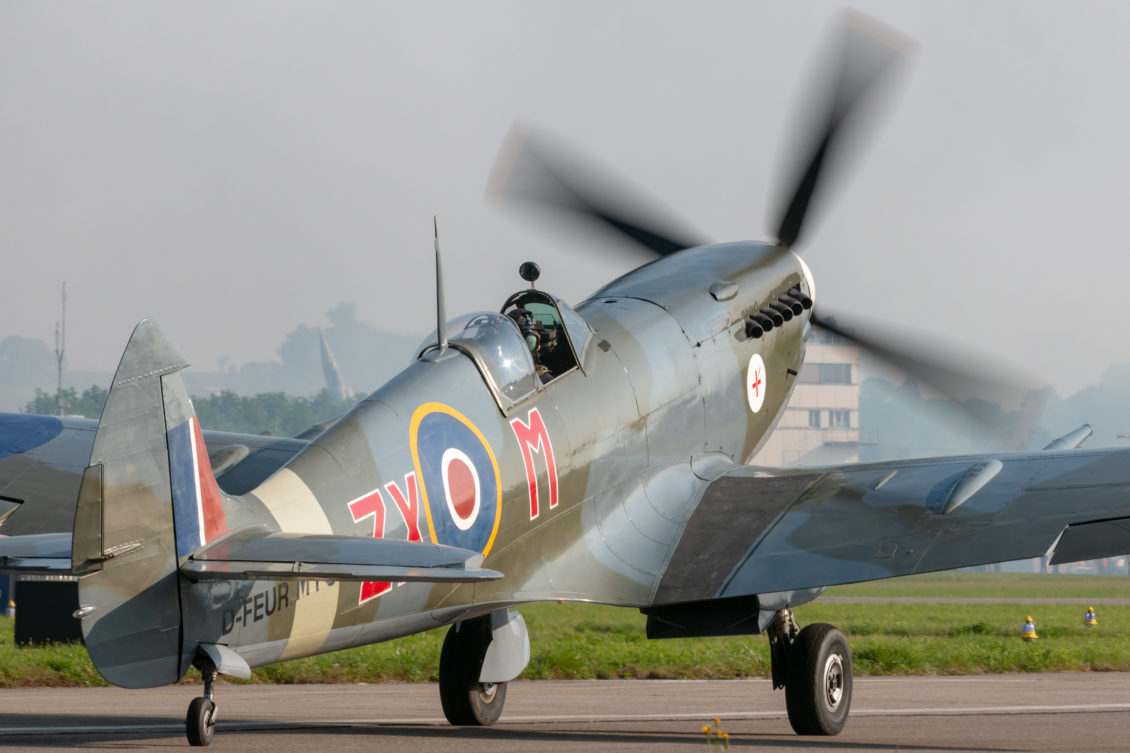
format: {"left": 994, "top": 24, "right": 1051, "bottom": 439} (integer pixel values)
{"left": 796, "top": 363, "right": 852, "bottom": 384}
{"left": 818, "top": 364, "right": 852, "bottom": 384}
{"left": 809, "top": 410, "right": 822, "bottom": 427}
{"left": 830, "top": 410, "right": 851, "bottom": 428}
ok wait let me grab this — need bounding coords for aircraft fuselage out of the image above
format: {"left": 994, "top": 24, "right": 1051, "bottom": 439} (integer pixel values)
{"left": 186, "top": 240, "right": 812, "bottom": 668}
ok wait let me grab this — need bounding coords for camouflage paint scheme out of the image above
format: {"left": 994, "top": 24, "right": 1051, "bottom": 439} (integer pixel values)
{"left": 193, "top": 242, "right": 804, "bottom": 673}
{"left": 4, "top": 238, "right": 1130, "bottom": 695}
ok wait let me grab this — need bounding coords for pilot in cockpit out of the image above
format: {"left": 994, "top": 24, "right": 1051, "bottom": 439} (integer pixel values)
{"left": 507, "top": 307, "right": 552, "bottom": 382}
{"left": 507, "top": 307, "right": 539, "bottom": 352}
{"left": 502, "top": 262, "right": 579, "bottom": 384}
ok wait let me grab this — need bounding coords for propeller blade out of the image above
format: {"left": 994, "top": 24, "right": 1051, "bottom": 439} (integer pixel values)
{"left": 810, "top": 309, "right": 1046, "bottom": 444}
{"left": 773, "top": 12, "right": 911, "bottom": 249}
{"left": 487, "top": 124, "right": 709, "bottom": 257}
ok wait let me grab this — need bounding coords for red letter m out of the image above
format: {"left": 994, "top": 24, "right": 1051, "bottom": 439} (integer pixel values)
{"left": 509, "top": 407, "right": 558, "bottom": 520}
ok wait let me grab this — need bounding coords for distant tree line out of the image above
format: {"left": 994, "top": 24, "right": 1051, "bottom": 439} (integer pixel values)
{"left": 191, "top": 389, "right": 357, "bottom": 436}
{"left": 25, "top": 387, "right": 356, "bottom": 438}
{"left": 2, "top": 301, "right": 421, "bottom": 412}
{"left": 25, "top": 386, "right": 109, "bottom": 419}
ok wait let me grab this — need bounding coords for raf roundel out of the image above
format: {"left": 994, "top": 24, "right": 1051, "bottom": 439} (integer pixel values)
{"left": 441, "top": 447, "right": 481, "bottom": 531}
{"left": 747, "top": 353, "right": 767, "bottom": 413}
{"left": 409, "top": 403, "right": 502, "bottom": 556}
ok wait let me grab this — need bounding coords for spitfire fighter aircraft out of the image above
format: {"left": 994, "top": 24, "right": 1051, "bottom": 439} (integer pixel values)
{"left": 3, "top": 16, "right": 1130, "bottom": 747}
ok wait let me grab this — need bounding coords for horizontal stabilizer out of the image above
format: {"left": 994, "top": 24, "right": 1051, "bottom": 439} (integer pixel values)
{"left": 182, "top": 531, "right": 502, "bottom": 583}
{"left": 1042, "top": 424, "right": 1094, "bottom": 451}
{"left": 181, "top": 559, "right": 501, "bottom": 582}
{"left": 0, "top": 532, "right": 72, "bottom": 573}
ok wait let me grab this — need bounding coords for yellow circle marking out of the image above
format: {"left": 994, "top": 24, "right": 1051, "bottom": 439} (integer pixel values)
{"left": 409, "top": 401, "right": 503, "bottom": 558}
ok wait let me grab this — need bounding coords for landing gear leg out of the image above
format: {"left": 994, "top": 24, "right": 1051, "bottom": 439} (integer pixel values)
{"left": 439, "top": 616, "right": 508, "bottom": 725}
{"left": 767, "top": 607, "right": 800, "bottom": 692}
{"left": 767, "top": 609, "right": 852, "bottom": 736}
{"left": 186, "top": 664, "right": 218, "bottom": 746}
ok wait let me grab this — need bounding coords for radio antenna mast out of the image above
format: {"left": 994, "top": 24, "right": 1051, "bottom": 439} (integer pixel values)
{"left": 54, "top": 282, "right": 66, "bottom": 416}
{"left": 434, "top": 217, "right": 447, "bottom": 350}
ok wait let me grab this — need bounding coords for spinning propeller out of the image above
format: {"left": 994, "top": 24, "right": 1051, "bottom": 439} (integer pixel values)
{"left": 488, "top": 13, "right": 1039, "bottom": 441}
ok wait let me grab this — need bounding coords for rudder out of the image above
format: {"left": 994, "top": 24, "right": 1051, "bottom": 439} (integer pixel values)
{"left": 74, "top": 319, "right": 209, "bottom": 688}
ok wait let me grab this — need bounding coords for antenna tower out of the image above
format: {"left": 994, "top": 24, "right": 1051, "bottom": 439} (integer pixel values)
{"left": 54, "top": 282, "right": 66, "bottom": 416}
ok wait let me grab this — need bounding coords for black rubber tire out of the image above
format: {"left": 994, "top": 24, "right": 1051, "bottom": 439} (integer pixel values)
{"left": 785, "top": 623, "right": 852, "bottom": 736}
{"left": 185, "top": 696, "right": 216, "bottom": 746}
{"left": 439, "top": 618, "right": 507, "bottom": 726}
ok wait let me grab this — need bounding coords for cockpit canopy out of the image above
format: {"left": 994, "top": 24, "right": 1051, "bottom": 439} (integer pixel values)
{"left": 500, "top": 289, "right": 588, "bottom": 379}
{"left": 441, "top": 311, "right": 540, "bottom": 405}
{"left": 417, "top": 291, "right": 592, "bottom": 412}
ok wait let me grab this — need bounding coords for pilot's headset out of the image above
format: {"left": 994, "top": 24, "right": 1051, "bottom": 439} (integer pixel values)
{"left": 508, "top": 308, "right": 539, "bottom": 352}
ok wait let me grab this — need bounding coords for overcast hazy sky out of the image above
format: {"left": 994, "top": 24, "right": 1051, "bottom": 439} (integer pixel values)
{"left": 2, "top": 1, "right": 1128, "bottom": 394}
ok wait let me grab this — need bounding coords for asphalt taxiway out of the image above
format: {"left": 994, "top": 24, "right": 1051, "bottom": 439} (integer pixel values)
{"left": 1, "top": 673, "right": 1128, "bottom": 751}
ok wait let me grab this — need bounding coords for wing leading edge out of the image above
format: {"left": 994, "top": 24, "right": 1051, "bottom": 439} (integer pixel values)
{"left": 654, "top": 447, "right": 1130, "bottom": 606}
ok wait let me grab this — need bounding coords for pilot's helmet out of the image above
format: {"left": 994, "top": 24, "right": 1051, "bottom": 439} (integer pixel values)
{"left": 508, "top": 308, "right": 539, "bottom": 352}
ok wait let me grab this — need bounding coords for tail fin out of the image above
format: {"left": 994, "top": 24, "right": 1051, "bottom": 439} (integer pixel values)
{"left": 74, "top": 319, "right": 222, "bottom": 688}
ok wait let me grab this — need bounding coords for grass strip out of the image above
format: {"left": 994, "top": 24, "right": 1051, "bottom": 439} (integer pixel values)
{"left": 2, "top": 573, "right": 1129, "bottom": 687}
{"left": 825, "top": 571, "right": 1130, "bottom": 599}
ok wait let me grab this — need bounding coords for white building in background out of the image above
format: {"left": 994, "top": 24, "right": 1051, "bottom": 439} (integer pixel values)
{"left": 753, "top": 327, "right": 875, "bottom": 467}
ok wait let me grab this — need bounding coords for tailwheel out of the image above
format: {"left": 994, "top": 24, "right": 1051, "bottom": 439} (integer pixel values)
{"left": 185, "top": 688, "right": 217, "bottom": 746}
{"left": 785, "top": 622, "right": 852, "bottom": 736}
{"left": 439, "top": 616, "right": 507, "bottom": 725}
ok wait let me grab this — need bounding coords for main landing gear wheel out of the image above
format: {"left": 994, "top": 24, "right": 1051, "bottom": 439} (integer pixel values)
{"left": 785, "top": 622, "right": 852, "bottom": 736}
{"left": 186, "top": 695, "right": 217, "bottom": 746}
{"left": 439, "top": 616, "right": 507, "bottom": 725}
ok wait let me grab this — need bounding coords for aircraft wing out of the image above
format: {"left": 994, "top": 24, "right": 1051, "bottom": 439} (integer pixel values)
{"left": 0, "top": 532, "right": 72, "bottom": 574}
{"left": 0, "top": 413, "right": 308, "bottom": 535}
{"left": 652, "top": 447, "right": 1130, "bottom": 606}
{"left": 182, "top": 530, "right": 503, "bottom": 583}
